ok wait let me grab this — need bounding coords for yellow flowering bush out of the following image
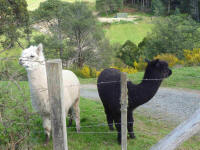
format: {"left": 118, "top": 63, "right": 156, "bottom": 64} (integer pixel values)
{"left": 80, "top": 65, "right": 90, "bottom": 78}
{"left": 154, "top": 53, "right": 179, "bottom": 67}
{"left": 184, "top": 48, "right": 200, "bottom": 65}
{"left": 121, "top": 67, "right": 138, "bottom": 74}
{"left": 133, "top": 57, "right": 147, "bottom": 71}
{"left": 110, "top": 65, "right": 138, "bottom": 74}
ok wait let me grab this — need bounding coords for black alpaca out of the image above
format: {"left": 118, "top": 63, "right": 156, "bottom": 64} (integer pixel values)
{"left": 97, "top": 59, "right": 172, "bottom": 144}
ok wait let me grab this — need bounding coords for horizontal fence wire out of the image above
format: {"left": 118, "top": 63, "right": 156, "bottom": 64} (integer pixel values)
{"left": 0, "top": 57, "right": 200, "bottom": 137}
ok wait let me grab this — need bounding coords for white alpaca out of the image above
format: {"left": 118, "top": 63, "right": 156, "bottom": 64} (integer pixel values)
{"left": 19, "top": 44, "right": 80, "bottom": 142}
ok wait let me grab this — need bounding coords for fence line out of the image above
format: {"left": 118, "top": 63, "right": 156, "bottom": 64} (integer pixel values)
{"left": 1, "top": 58, "right": 200, "bottom": 149}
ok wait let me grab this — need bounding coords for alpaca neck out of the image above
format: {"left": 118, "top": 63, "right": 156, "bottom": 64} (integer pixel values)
{"left": 27, "top": 64, "right": 48, "bottom": 91}
{"left": 128, "top": 74, "right": 163, "bottom": 108}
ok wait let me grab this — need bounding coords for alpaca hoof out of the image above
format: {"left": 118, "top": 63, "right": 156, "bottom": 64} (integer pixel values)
{"left": 44, "top": 134, "right": 50, "bottom": 146}
{"left": 68, "top": 119, "right": 73, "bottom": 127}
{"left": 109, "top": 126, "right": 114, "bottom": 131}
{"left": 76, "top": 128, "right": 80, "bottom": 133}
{"left": 117, "top": 136, "right": 121, "bottom": 145}
{"left": 68, "top": 122, "right": 72, "bottom": 127}
{"left": 129, "top": 133, "right": 136, "bottom": 139}
{"left": 117, "top": 139, "right": 121, "bottom": 145}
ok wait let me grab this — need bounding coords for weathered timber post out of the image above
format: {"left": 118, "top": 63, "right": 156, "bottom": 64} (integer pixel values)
{"left": 46, "top": 59, "right": 68, "bottom": 150}
{"left": 150, "top": 108, "right": 200, "bottom": 150}
{"left": 120, "top": 72, "right": 128, "bottom": 150}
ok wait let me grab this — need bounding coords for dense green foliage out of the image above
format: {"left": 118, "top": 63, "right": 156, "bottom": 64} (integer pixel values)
{"left": 0, "top": 0, "right": 30, "bottom": 48}
{"left": 96, "top": 0, "right": 123, "bottom": 14}
{"left": 116, "top": 40, "right": 141, "bottom": 66}
{"left": 151, "top": 0, "right": 165, "bottom": 16}
{"left": 32, "top": 0, "right": 112, "bottom": 68}
{"left": 139, "top": 15, "right": 200, "bottom": 59}
{"left": 125, "top": 0, "right": 200, "bottom": 22}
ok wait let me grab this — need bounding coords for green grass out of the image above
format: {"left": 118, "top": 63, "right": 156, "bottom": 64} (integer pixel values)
{"left": 26, "top": 0, "right": 96, "bottom": 11}
{"left": 105, "top": 21, "right": 153, "bottom": 45}
{"left": 0, "top": 70, "right": 200, "bottom": 149}
{"left": 29, "top": 98, "right": 200, "bottom": 150}
{"left": 128, "top": 66, "right": 200, "bottom": 90}
{"left": 79, "top": 66, "right": 200, "bottom": 91}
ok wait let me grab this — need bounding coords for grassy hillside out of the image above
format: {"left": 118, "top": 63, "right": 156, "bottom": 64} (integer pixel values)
{"left": 105, "top": 21, "right": 153, "bottom": 45}
{"left": 26, "top": 0, "right": 96, "bottom": 10}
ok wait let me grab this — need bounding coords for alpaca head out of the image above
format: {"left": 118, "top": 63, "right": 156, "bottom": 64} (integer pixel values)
{"left": 145, "top": 59, "right": 172, "bottom": 79}
{"left": 19, "top": 44, "right": 45, "bottom": 70}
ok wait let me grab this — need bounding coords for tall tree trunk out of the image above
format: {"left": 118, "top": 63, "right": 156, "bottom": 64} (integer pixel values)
{"left": 168, "top": 0, "right": 171, "bottom": 14}
{"left": 77, "top": 50, "right": 84, "bottom": 68}
{"left": 57, "top": 19, "right": 63, "bottom": 60}
{"left": 191, "top": 0, "right": 199, "bottom": 22}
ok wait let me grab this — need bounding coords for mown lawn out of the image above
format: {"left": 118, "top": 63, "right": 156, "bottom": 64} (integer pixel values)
{"left": 105, "top": 21, "right": 153, "bottom": 45}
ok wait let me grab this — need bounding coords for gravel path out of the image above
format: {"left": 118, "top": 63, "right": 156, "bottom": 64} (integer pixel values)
{"left": 80, "top": 84, "right": 200, "bottom": 124}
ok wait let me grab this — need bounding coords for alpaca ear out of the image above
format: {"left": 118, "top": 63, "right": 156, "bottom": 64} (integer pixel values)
{"left": 36, "top": 43, "right": 43, "bottom": 55}
{"left": 145, "top": 59, "right": 150, "bottom": 63}
{"left": 154, "top": 59, "right": 160, "bottom": 67}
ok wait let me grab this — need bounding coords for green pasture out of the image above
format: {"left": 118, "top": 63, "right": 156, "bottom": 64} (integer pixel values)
{"left": 0, "top": 80, "right": 199, "bottom": 150}
{"left": 105, "top": 21, "right": 153, "bottom": 45}
{"left": 80, "top": 66, "right": 200, "bottom": 91}
{"left": 0, "top": 65, "right": 200, "bottom": 149}
{"left": 26, "top": 0, "right": 96, "bottom": 11}
{"left": 34, "top": 98, "right": 200, "bottom": 150}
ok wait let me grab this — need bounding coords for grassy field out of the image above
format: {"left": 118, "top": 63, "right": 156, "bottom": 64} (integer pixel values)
{"left": 26, "top": 0, "right": 96, "bottom": 10}
{"left": 0, "top": 65, "right": 200, "bottom": 149}
{"left": 22, "top": 98, "right": 200, "bottom": 150}
{"left": 104, "top": 20, "right": 153, "bottom": 45}
{"left": 79, "top": 66, "right": 200, "bottom": 91}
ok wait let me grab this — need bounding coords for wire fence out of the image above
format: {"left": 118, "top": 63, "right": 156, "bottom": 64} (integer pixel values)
{"left": 0, "top": 57, "right": 200, "bottom": 149}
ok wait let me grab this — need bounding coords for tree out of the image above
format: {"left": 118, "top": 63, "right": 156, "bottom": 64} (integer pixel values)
{"left": 152, "top": 0, "right": 166, "bottom": 15}
{"left": 0, "top": 0, "right": 30, "bottom": 50}
{"left": 61, "top": 2, "right": 106, "bottom": 68}
{"left": 33, "top": 0, "right": 110, "bottom": 68}
{"left": 191, "top": 0, "right": 199, "bottom": 22}
{"left": 116, "top": 40, "right": 141, "bottom": 66}
{"left": 32, "top": 0, "right": 69, "bottom": 60}
{"left": 96, "top": 0, "right": 123, "bottom": 15}
{"left": 139, "top": 15, "right": 200, "bottom": 58}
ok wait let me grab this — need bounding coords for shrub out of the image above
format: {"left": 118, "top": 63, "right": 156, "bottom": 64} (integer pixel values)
{"left": 184, "top": 48, "right": 200, "bottom": 66}
{"left": 72, "top": 65, "right": 100, "bottom": 78}
{"left": 133, "top": 57, "right": 147, "bottom": 71}
{"left": 116, "top": 40, "right": 141, "bottom": 67}
{"left": 110, "top": 65, "right": 138, "bottom": 74}
{"left": 154, "top": 53, "right": 179, "bottom": 67}
{"left": 139, "top": 15, "right": 200, "bottom": 59}
{"left": 0, "top": 81, "right": 44, "bottom": 150}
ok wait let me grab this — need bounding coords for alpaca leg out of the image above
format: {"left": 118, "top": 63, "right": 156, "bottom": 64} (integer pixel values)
{"left": 68, "top": 108, "right": 73, "bottom": 127}
{"left": 127, "top": 111, "right": 135, "bottom": 139}
{"left": 73, "top": 98, "right": 80, "bottom": 132}
{"left": 105, "top": 109, "right": 114, "bottom": 130}
{"left": 114, "top": 117, "right": 121, "bottom": 144}
{"left": 42, "top": 116, "right": 51, "bottom": 144}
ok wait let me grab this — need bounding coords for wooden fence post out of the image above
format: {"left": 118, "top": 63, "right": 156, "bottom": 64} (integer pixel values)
{"left": 150, "top": 108, "right": 200, "bottom": 150}
{"left": 120, "top": 72, "right": 128, "bottom": 150}
{"left": 46, "top": 59, "right": 68, "bottom": 150}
